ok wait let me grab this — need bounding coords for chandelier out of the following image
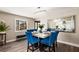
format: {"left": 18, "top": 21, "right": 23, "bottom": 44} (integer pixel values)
{"left": 34, "top": 7, "right": 47, "bottom": 19}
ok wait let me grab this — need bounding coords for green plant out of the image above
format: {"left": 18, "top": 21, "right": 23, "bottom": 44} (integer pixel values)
{"left": 39, "top": 24, "right": 44, "bottom": 30}
{"left": 0, "top": 21, "right": 9, "bottom": 32}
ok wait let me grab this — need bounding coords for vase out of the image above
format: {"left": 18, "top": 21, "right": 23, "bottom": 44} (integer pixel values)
{"left": 39, "top": 30, "right": 42, "bottom": 33}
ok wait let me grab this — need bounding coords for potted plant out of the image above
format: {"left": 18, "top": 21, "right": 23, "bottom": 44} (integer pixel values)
{"left": 39, "top": 24, "right": 44, "bottom": 33}
{"left": 0, "top": 21, "right": 9, "bottom": 33}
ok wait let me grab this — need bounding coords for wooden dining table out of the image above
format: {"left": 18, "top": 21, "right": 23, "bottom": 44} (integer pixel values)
{"left": 32, "top": 31, "right": 51, "bottom": 51}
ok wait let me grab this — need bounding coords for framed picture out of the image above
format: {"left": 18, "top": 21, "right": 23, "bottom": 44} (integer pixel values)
{"left": 15, "top": 20, "right": 27, "bottom": 32}
{"left": 48, "top": 15, "right": 75, "bottom": 32}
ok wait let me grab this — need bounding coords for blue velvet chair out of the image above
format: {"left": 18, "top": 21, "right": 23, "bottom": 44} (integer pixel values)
{"left": 40, "top": 31, "right": 59, "bottom": 52}
{"left": 26, "top": 29, "right": 37, "bottom": 37}
{"left": 47, "top": 28, "right": 51, "bottom": 31}
{"left": 27, "top": 29, "right": 37, "bottom": 32}
{"left": 25, "top": 32, "right": 39, "bottom": 52}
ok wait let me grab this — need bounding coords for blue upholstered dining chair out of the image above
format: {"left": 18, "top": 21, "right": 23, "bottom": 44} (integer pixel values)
{"left": 25, "top": 31, "right": 39, "bottom": 52}
{"left": 40, "top": 31, "right": 59, "bottom": 52}
{"left": 47, "top": 28, "right": 51, "bottom": 31}
{"left": 27, "top": 29, "right": 37, "bottom": 32}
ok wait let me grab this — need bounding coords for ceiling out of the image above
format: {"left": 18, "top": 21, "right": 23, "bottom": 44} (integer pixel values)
{"left": 0, "top": 7, "right": 79, "bottom": 19}
{"left": 0, "top": 7, "right": 51, "bottom": 17}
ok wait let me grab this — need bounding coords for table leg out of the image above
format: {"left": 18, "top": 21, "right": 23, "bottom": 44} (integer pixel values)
{"left": 38, "top": 37, "right": 41, "bottom": 51}
{"left": 0, "top": 35, "right": 3, "bottom": 45}
{"left": 1, "top": 34, "right": 3, "bottom": 41}
{"left": 39, "top": 38, "right": 43, "bottom": 52}
{"left": 38, "top": 37, "right": 40, "bottom": 51}
{"left": 4, "top": 34, "right": 6, "bottom": 45}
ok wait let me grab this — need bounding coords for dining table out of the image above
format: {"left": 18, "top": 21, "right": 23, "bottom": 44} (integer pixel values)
{"left": 32, "top": 31, "right": 51, "bottom": 51}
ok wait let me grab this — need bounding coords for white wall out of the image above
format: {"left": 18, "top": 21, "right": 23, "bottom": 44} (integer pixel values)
{"left": 0, "top": 12, "right": 34, "bottom": 42}
{"left": 47, "top": 8, "right": 79, "bottom": 46}
{"left": 38, "top": 19, "right": 47, "bottom": 31}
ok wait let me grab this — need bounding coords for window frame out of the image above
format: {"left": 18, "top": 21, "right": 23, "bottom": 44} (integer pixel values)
{"left": 15, "top": 19, "right": 27, "bottom": 32}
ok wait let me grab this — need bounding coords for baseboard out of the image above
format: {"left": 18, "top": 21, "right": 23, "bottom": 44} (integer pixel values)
{"left": 6, "top": 39, "right": 79, "bottom": 47}
{"left": 6, "top": 39, "right": 16, "bottom": 43}
{"left": 57, "top": 40, "right": 79, "bottom": 47}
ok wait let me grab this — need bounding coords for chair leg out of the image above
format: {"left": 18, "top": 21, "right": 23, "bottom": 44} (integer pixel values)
{"left": 27, "top": 42, "right": 29, "bottom": 52}
{"left": 56, "top": 41, "right": 57, "bottom": 47}
{"left": 32, "top": 44, "right": 34, "bottom": 52}
{"left": 53, "top": 43, "right": 55, "bottom": 52}
{"left": 27, "top": 47, "right": 28, "bottom": 52}
{"left": 49, "top": 46, "right": 51, "bottom": 52}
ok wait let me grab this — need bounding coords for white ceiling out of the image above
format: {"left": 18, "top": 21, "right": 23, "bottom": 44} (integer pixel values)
{"left": 0, "top": 7, "right": 51, "bottom": 17}
{"left": 0, "top": 7, "right": 79, "bottom": 19}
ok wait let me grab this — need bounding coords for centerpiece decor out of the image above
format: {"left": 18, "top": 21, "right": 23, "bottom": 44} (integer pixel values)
{"left": 39, "top": 24, "right": 44, "bottom": 33}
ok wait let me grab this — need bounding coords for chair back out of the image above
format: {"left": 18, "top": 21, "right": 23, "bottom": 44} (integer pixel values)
{"left": 27, "top": 29, "right": 37, "bottom": 33}
{"left": 47, "top": 28, "right": 51, "bottom": 31}
{"left": 49, "top": 31, "right": 59, "bottom": 45}
{"left": 25, "top": 32, "right": 33, "bottom": 44}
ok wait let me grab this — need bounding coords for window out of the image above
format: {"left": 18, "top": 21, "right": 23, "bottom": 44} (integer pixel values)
{"left": 15, "top": 20, "right": 27, "bottom": 32}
